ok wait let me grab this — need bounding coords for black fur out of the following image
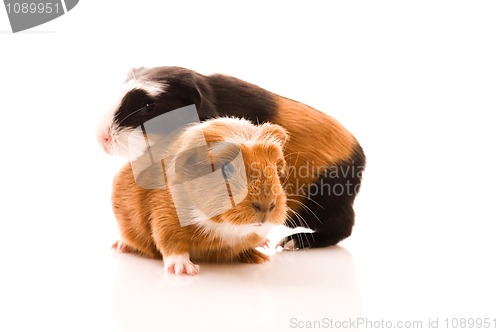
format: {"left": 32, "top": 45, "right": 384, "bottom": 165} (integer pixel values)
{"left": 206, "top": 74, "right": 277, "bottom": 123}
{"left": 114, "top": 67, "right": 218, "bottom": 129}
{"left": 283, "top": 143, "right": 365, "bottom": 248}
{"left": 114, "top": 67, "right": 277, "bottom": 129}
{"left": 114, "top": 89, "right": 156, "bottom": 128}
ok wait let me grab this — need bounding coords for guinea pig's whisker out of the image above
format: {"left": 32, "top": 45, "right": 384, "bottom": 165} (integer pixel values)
{"left": 283, "top": 151, "right": 303, "bottom": 160}
{"left": 286, "top": 198, "right": 321, "bottom": 226}
{"left": 281, "top": 153, "right": 301, "bottom": 184}
{"left": 290, "top": 219, "right": 311, "bottom": 248}
{"left": 285, "top": 211, "right": 308, "bottom": 249}
{"left": 284, "top": 217, "right": 304, "bottom": 248}
{"left": 287, "top": 194, "right": 324, "bottom": 209}
{"left": 290, "top": 198, "right": 322, "bottom": 223}
{"left": 285, "top": 215, "right": 299, "bottom": 229}
{"left": 287, "top": 208, "right": 304, "bottom": 228}
{"left": 115, "top": 104, "right": 155, "bottom": 128}
{"left": 299, "top": 234, "right": 308, "bottom": 249}
{"left": 287, "top": 204, "right": 313, "bottom": 238}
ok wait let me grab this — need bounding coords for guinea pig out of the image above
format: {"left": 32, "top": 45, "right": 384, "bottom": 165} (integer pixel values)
{"left": 111, "top": 117, "right": 289, "bottom": 275}
{"left": 98, "top": 67, "right": 365, "bottom": 250}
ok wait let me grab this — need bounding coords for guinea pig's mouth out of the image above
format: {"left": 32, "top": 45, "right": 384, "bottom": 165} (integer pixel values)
{"left": 250, "top": 216, "right": 284, "bottom": 227}
{"left": 252, "top": 220, "right": 278, "bottom": 227}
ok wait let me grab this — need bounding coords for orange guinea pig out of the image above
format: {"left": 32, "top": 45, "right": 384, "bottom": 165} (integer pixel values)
{"left": 111, "top": 117, "right": 289, "bottom": 275}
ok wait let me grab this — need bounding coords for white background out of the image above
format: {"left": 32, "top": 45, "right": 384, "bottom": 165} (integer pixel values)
{"left": 1, "top": 1, "right": 499, "bottom": 331}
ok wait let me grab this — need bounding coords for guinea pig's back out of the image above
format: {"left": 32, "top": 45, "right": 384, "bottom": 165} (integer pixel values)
{"left": 275, "top": 97, "right": 358, "bottom": 167}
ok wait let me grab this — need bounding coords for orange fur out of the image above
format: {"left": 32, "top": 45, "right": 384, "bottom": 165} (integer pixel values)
{"left": 112, "top": 118, "right": 289, "bottom": 274}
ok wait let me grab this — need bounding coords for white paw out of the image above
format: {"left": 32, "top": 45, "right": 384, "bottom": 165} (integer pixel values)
{"left": 259, "top": 238, "right": 270, "bottom": 249}
{"left": 283, "top": 239, "right": 298, "bottom": 251}
{"left": 163, "top": 253, "right": 200, "bottom": 275}
{"left": 111, "top": 240, "right": 130, "bottom": 253}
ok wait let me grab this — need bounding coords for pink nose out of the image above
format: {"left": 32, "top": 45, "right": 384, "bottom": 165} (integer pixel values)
{"left": 98, "top": 132, "right": 112, "bottom": 154}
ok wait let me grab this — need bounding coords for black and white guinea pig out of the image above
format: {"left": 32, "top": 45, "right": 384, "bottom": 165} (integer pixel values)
{"left": 97, "top": 67, "right": 365, "bottom": 249}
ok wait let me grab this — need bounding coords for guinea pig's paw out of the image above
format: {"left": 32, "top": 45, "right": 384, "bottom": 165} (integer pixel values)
{"left": 258, "top": 238, "right": 271, "bottom": 249}
{"left": 276, "top": 238, "right": 298, "bottom": 251}
{"left": 163, "top": 254, "right": 200, "bottom": 276}
{"left": 283, "top": 239, "right": 298, "bottom": 251}
{"left": 239, "top": 248, "right": 270, "bottom": 264}
{"left": 111, "top": 240, "right": 133, "bottom": 253}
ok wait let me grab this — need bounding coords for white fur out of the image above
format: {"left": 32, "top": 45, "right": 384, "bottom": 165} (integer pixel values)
{"left": 191, "top": 210, "right": 273, "bottom": 245}
{"left": 163, "top": 253, "right": 199, "bottom": 275}
{"left": 97, "top": 79, "right": 167, "bottom": 157}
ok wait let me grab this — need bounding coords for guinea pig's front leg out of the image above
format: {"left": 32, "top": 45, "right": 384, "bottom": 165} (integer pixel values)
{"left": 156, "top": 240, "right": 200, "bottom": 275}
{"left": 162, "top": 252, "right": 200, "bottom": 276}
{"left": 151, "top": 221, "right": 199, "bottom": 275}
{"left": 149, "top": 205, "right": 200, "bottom": 275}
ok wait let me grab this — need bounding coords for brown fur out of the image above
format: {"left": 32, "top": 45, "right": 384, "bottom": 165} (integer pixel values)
{"left": 112, "top": 118, "right": 289, "bottom": 272}
{"left": 273, "top": 97, "right": 356, "bottom": 213}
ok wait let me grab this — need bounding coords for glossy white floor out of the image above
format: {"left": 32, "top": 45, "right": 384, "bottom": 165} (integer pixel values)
{"left": 1, "top": 2, "right": 499, "bottom": 331}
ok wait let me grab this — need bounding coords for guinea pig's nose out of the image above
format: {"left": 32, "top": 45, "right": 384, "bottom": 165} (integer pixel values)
{"left": 101, "top": 133, "right": 111, "bottom": 143}
{"left": 252, "top": 200, "right": 276, "bottom": 213}
{"left": 98, "top": 132, "right": 112, "bottom": 153}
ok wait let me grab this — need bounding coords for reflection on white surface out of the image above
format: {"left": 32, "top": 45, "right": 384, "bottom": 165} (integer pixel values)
{"left": 111, "top": 246, "right": 362, "bottom": 332}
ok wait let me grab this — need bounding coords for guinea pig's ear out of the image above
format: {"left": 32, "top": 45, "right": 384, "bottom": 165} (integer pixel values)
{"left": 189, "top": 78, "right": 218, "bottom": 120}
{"left": 259, "top": 123, "right": 289, "bottom": 148}
{"left": 126, "top": 67, "right": 148, "bottom": 81}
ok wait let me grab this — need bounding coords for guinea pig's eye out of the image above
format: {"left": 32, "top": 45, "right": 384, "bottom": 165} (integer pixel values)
{"left": 221, "top": 162, "right": 235, "bottom": 180}
{"left": 139, "top": 103, "right": 155, "bottom": 115}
